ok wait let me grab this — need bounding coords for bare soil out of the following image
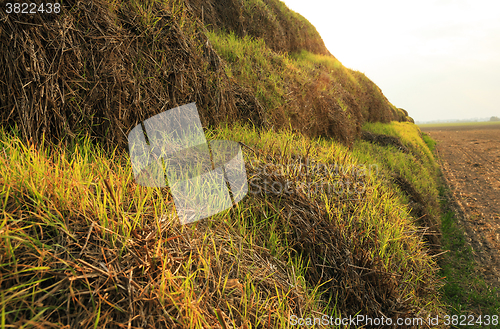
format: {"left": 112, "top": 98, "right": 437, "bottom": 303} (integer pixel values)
{"left": 422, "top": 125, "right": 500, "bottom": 289}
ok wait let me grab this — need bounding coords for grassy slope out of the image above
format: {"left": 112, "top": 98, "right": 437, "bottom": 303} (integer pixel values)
{"left": 207, "top": 29, "right": 411, "bottom": 144}
{"left": 0, "top": 0, "right": 412, "bottom": 149}
{"left": 360, "top": 122, "right": 440, "bottom": 220}
{"left": 185, "top": 0, "right": 331, "bottom": 56}
{"left": 0, "top": 121, "right": 446, "bottom": 327}
{"left": 0, "top": 0, "right": 457, "bottom": 328}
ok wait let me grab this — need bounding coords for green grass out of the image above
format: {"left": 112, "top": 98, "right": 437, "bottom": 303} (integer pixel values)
{"left": 0, "top": 126, "right": 314, "bottom": 327}
{"left": 0, "top": 122, "right": 447, "bottom": 327}
{"left": 359, "top": 122, "right": 440, "bottom": 216}
{"left": 358, "top": 125, "right": 500, "bottom": 324}
{"left": 438, "top": 201, "right": 500, "bottom": 329}
{"left": 422, "top": 132, "right": 437, "bottom": 153}
{"left": 207, "top": 28, "right": 412, "bottom": 144}
{"left": 439, "top": 207, "right": 500, "bottom": 318}
{"left": 207, "top": 31, "right": 289, "bottom": 111}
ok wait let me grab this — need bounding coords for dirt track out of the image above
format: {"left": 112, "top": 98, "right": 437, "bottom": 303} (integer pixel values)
{"left": 422, "top": 125, "right": 500, "bottom": 288}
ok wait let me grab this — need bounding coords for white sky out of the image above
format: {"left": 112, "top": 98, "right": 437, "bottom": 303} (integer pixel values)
{"left": 281, "top": 0, "right": 500, "bottom": 122}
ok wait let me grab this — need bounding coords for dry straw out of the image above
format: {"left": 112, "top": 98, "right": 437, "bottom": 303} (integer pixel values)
{"left": 0, "top": 0, "right": 265, "bottom": 151}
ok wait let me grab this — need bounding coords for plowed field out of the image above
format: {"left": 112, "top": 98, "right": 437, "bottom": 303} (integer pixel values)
{"left": 422, "top": 124, "right": 500, "bottom": 288}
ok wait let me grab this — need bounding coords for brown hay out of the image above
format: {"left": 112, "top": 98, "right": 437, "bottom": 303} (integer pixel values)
{"left": 392, "top": 173, "right": 442, "bottom": 252}
{"left": 0, "top": 125, "right": 442, "bottom": 328}
{"left": 0, "top": 144, "right": 307, "bottom": 328}
{"left": 0, "top": 0, "right": 412, "bottom": 151}
{"left": 361, "top": 131, "right": 410, "bottom": 154}
{"left": 245, "top": 150, "right": 442, "bottom": 322}
{"left": 0, "top": 0, "right": 264, "bottom": 150}
{"left": 184, "top": 0, "right": 331, "bottom": 56}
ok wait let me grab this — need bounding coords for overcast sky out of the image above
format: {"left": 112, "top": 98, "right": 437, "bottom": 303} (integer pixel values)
{"left": 281, "top": 0, "right": 500, "bottom": 122}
